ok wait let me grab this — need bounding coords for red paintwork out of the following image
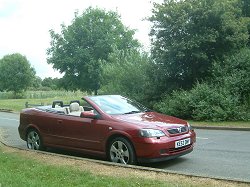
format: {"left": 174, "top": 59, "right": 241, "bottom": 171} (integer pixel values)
{"left": 18, "top": 96, "right": 196, "bottom": 163}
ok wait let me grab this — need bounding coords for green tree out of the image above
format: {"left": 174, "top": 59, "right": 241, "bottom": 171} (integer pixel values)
{"left": 154, "top": 48, "right": 250, "bottom": 121}
{"left": 150, "top": 0, "right": 249, "bottom": 92}
{"left": 211, "top": 48, "right": 250, "bottom": 105}
{"left": 242, "top": 0, "right": 250, "bottom": 46}
{"left": 0, "top": 53, "right": 35, "bottom": 97}
{"left": 100, "top": 49, "right": 153, "bottom": 105}
{"left": 31, "top": 76, "right": 42, "bottom": 89}
{"left": 242, "top": 0, "right": 250, "bottom": 17}
{"left": 42, "top": 77, "right": 60, "bottom": 90}
{"left": 47, "top": 7, "right": 139, "bottom": 95}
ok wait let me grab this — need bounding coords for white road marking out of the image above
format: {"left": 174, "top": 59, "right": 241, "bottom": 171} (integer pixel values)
{"left": 196, "top": 137, "right": 209, "bottom": 140}
{"left": 0, "top": 117, "right": 19, "bottom": 122}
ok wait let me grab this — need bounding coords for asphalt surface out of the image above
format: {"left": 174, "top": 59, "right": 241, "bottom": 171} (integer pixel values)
{"left": 0, "top": 112, "right": 26, "bottom": 148}
{"left": 0, "top": 112, "right": 250, "bottom": 182}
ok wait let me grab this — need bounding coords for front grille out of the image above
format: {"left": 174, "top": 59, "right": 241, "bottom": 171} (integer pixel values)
{"left": 167, "top": 126, "right": 188, "bottom": 134}
{"left": 169, "top": 144, "right": 192, "bottom": 153}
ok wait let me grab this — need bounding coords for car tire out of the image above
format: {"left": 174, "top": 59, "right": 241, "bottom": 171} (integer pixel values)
{"left": 108, "top": 137, "right": 137, "bottom": 165}
{"left": 26, "top": 129, "right": 45, "bottom": 151}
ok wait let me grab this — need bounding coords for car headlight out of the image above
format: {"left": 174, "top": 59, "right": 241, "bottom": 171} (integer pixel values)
{"left": 187, "top": 123, "right": 193, "bottom": 131}
{"left": 139, "top": 129, "right": 165, "bottom": 138}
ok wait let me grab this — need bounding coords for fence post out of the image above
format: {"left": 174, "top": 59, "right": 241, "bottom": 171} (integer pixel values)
{"left": 25, "top": 102, "right": 28, "bottom": 108}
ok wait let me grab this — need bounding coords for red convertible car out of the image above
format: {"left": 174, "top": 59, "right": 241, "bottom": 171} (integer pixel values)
{"left": 18, "top": 95, "right": 196, "bottom": 164}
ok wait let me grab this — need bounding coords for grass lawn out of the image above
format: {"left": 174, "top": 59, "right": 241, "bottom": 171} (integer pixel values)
{"left": 0, "top": 147, "right": 168, "bottom": 187}
{"left": 190, "top": 121, "right": 250, "bottom": 128}
{"left": 0, "top": 145, "right": 248, "bottom": 187}
{"left": 0, "top": 98, "right": 47, "bottom": 112}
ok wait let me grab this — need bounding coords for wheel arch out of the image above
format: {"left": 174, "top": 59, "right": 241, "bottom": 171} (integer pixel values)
{"left": 25, "top": 124, "right": 41, "bottom": 139}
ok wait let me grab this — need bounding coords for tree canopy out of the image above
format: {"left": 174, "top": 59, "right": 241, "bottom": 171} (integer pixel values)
{"left": 149, "top": 0, "right": 250, "bottom": 121}
{"left": 0, "top": 53, "right": 35, "bottom": 96}
{"left": 47, "top": 7, "right": 139, "bottom": 94}
{"left": 41, "top": 77, "right": 60, "bottom": 90}
{"left": 150, "top": 0, "right": 249, "bottom": 91}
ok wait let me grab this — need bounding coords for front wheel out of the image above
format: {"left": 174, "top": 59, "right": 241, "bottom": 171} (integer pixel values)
{"left": 26, "top": 129, "right": 44, "bottom": 150}
{"left": 108, "top": 137, "right": 136, "bottom": 165}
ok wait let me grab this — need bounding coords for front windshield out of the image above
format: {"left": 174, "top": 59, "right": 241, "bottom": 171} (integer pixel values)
{"left": 88, "top": 95, "right": 149, "bottom": 115}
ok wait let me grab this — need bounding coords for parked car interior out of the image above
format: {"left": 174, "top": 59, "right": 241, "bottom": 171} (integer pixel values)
{"left": 50, "top": 100, "right": 93, "bottom": 116}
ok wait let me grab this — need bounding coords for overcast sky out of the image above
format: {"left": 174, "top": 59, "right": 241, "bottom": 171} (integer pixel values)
{"left": 0, "top": 0, "right": 162, "bottom": 79}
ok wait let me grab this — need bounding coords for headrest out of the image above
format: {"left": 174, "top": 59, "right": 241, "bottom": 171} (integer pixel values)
{"left": 70, "top": 102, "right": 80, "bottom": 112}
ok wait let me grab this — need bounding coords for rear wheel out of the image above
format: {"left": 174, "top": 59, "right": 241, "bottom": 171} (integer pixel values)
{"left": 26, "top": 129, "right": 44, "bottom": 150}
{"left": 108, "top": 137, "right": 136, "bottom": 165}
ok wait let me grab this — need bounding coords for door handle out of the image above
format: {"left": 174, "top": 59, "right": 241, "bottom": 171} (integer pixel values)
{"left": 57, "top": 120, "right": 63, "bottom": 124}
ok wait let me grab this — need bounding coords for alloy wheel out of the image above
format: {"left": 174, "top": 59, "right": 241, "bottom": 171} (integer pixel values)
{"left": 27, "top": 130, "right": 41, "bottom": 150}
{"left": 110, "top": 140, "right": 130, "bottom": 164}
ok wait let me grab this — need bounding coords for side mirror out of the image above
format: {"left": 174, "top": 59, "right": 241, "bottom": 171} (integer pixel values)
{"left": 80, "top": 111, "right": 98, "bottom": 119}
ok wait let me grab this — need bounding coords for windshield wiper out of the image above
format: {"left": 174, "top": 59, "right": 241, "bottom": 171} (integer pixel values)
{"left": 124, "top": 111, "right": 141, "bottom": 114}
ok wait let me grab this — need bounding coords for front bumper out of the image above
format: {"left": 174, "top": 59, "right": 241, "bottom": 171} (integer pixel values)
{"left": 133, "top": 131, "right": 196, "bottom": 163}
{"left": 138, "top": 147, "right": 193, "bottom": 163}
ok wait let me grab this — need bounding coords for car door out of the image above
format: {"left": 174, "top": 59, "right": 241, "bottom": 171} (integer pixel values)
{"left": 54, "top": 111, "right": 109, "bottom": 153}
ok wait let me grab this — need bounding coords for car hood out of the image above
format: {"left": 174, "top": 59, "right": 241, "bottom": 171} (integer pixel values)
{"left": 112, "top": 112, "right": 188, "bottom": 129}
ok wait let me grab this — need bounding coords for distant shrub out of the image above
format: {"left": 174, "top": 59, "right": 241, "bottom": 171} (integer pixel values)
{"left": 0, "top": 91, "right": 25, "bottom": 99}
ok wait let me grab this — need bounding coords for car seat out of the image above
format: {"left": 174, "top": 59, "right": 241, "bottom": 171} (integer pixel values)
{"left": 68, "top": 102, "right": 84, "bottom": 116}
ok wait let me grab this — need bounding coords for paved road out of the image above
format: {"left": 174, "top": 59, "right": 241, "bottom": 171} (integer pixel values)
{"left": 0, "top": 112, "right": 26, "bottom": 148}
{"left": 0, "top": 112, "right": 250, "bottom": 182}
{"left": 146, "top": 130, "right": 250, "bottom": 182}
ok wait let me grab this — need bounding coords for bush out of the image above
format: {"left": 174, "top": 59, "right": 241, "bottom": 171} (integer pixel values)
{"left": 154, "top": 83, "right": 249, "bottom": 121}
{"left": 154, "top": 90, "right": 192, "bottom": 119}
{"left": 190, "top": 84, "right": 249, "bottom": 121}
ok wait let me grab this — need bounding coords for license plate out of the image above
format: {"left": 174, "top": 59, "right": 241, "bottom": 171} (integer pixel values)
{"left": 175, "top": 138, "right": 191, "bottom": 148}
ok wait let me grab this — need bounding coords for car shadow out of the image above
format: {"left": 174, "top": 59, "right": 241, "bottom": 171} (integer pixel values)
{"left": 139, "top": 157, "right": 189, "bottom": 169}
{"left": 44, "top": 147, "right": 188, "bottom": 168}
{"left": 45, "top": 147, "right": 107, "bottom": 162}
